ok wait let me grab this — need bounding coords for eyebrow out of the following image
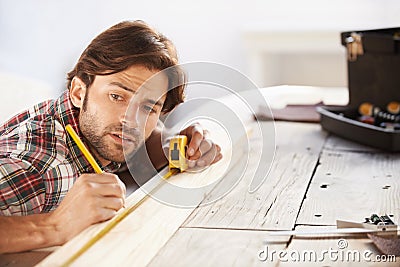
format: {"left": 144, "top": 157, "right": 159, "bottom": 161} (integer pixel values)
{"left": 110, "top": 81, "right": 164, "bottom": 107}
{"left": 146, "top": 99, "right": 163, "bottom": 107}
{"left": 110, "top": 82, "right": 136, "bottom": 93}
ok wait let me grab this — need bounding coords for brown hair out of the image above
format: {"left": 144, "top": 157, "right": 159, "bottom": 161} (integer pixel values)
{"left": 67, "top": 20, "right": 185, "bottom": 113}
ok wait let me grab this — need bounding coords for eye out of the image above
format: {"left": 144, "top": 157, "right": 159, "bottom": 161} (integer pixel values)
{"left": 110, "top": 93, "right": 124, "bottom": 102}
{"left": 142, "top": 105, "right": 157, "bottom": 114}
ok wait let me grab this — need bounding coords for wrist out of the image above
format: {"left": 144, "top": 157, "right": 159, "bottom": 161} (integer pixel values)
{"left": 42, "top": 211, "right": 67, "bottom": 246}
{"left": 0, "top": 212, "right": 67, "bottom": 253}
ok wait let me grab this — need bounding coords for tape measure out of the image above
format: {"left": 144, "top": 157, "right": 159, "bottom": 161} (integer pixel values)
{"left": 62, "top": 136, "right": 187, "bottom": 266}
{"left": 169, "top": 135, "right": 188, "bottom": 171}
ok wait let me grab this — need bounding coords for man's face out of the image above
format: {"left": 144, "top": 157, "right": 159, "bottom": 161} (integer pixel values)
{"left": 75, "top": 65, "right": 168, "bottom": 165}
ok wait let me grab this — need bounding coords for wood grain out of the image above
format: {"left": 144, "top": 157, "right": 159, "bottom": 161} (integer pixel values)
{"left": 183, "top": 122, "right": 327, "bottom": 230}
{"left": 296, "top": 149, "right": 400, "bottom": 226}
{"left": 324, "top": 134, "right": 380, "bottom": 152}
{"left": 38, "top": 166, "right": 232, "bottom": 266}
{"left": 148, "top": 228, "right": 288, "bottom": 267}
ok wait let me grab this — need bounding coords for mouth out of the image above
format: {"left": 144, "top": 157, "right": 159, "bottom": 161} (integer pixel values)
{"left": 110, "top": 133, "right": 136, "bottom": 144}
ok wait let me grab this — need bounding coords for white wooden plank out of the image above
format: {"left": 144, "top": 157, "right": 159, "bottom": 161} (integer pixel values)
{"left": 38, "top": 170, "right": 228, "bottom": 266}
{"left": 280, "top": 226, "right": 399, "bottom": 267}
{"left": 38, "top": 126, "right": 242, "bottom": 267}
{"left": 183, "top": 122, "right": 327, "bottom": 230}
{"left": 147, "top": 228, "right": 288, "bottom": 267}
{"left": 297, "top": 149, "right": 400, "bottom": 226}
{"left": 37, "top": 179, "right": 190, "bottom": 266}
{"left": 324, "top": 134, "right": 381, "bottom": 152}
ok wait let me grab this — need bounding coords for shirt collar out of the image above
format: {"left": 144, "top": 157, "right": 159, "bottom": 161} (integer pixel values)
{"left": 54, "top": 90, "right": 121, "bottom": 174}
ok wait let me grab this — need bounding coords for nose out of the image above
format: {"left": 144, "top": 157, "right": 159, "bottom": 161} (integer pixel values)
{"left": 121, "top": 102, "right": 139, "bottom": 128}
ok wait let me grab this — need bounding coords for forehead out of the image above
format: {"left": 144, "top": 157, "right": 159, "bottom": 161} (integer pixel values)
{"left": 112, "top": 65, "right": 168, "bottom": 98}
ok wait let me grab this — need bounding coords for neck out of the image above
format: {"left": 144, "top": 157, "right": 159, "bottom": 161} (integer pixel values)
{"left": 95, "top": 155, "right": 111, "bottom": 168}
{"left": 86, "top": 143, "right": 112, "bottom": 168}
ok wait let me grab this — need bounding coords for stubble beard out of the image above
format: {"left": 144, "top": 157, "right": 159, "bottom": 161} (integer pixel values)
{"left": 79, "top": 109, "right": 142, "bottom": 163}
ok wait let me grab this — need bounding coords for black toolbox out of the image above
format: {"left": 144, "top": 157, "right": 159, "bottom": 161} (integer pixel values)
{"left": 317, "top": 27, "right": 400, "bottom": 151}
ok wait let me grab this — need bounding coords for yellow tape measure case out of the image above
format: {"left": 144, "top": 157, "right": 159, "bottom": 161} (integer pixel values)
{"left": 168, "top": 135, "right": 188, "bottom": 171}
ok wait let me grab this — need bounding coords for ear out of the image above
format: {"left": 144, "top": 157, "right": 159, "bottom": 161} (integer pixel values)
{"left": 69, "top": 77, "right": 87, "bottom": 108}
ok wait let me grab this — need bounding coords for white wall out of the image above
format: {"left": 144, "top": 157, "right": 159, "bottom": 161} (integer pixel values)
{"left": 0, "top": 0, "right": 400, "bottom": 96}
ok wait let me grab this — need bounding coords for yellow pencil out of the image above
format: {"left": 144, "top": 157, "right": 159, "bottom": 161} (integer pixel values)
{"left": 65, "top": 124, "right": 103, "bottom": 174}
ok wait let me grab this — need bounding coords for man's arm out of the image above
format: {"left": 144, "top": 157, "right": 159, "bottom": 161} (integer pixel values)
{"left": 0, "top": 173, "right": 126, "bottom": 253}
{"left": 0, "top": 212, "right": 62, "bottom": 253}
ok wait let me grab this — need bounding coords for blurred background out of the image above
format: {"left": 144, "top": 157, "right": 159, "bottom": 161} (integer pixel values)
{"left": 0, "top": 0, "right": 399, "bottom": 120}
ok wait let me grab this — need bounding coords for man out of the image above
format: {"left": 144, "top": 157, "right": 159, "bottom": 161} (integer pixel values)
{"left": 0, "top": 21, "right": 222, "bottom": 253}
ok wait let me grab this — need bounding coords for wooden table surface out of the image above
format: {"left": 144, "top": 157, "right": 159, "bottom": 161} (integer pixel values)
{"left": 150, "top": 122, "right": 399, "bottom": 267}
{"left": 1, "top": 86, "right": 399, "bottom": 266}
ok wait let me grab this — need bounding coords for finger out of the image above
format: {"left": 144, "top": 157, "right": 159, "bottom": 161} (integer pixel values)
{"left": 187, "top": 151, "right": 199, "bottom": 168}
{"left": 188, "top": 140, "right": 220, "bottom": 168}
{"left": 82, "top": 173, "right": 121, "bottom": 184}
{"left": 93, "top": 174, "right": 125, "bottom": 198}
{"left": 196, "top": 144, "right": 218, "bottom": 167}
{"left": 179, "top": 122, "right": 199, "bottom": 137}
{"left": 188, "top": 159, "right": 196, "bottom": 169}
{"left": 187, "top": 124, "right": 204, "bottom": 157}
{"left": 211, "top": 153, "right": 223, "bottom": 164}
{"left": 88, "top": 197, "right": 122, "bottom": 222}
{"left": 203, "top": 129, "right": 210, "bottom": 139}
{"left": 98, "top": 196, "right": 124, "bottom": 211}
{"left": 199, "top": 139, "right": 213, "bottom": 155}
{"left": 92, "top": 208, "right": 118, "bottom": 223}
{"left": 91, "top": 183, "right": 126, "bottom": 199}
{"left": 188, "top": 149, "right": 202, "bottom": 161}
{"left": 117, "top": 177, "right": 127, "bottom": 197}
{"left": 207, "top": 144, "right": 222, "bottom": 165}
{"left": 187, "top": 139, "right": 212, "bottom": 163}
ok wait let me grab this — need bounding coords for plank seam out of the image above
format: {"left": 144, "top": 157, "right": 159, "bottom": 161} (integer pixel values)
{"left": 180, "top": 226, "right": 293, "bottom": 232}
{"left": 292, "top": 147, "right": 324, "bottom": 230}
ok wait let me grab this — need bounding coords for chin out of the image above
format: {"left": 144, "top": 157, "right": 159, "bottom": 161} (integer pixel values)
{"left": 105, "top": 154, "right": 126, "bottom": 163}
{"left": 109, "top": 147, "right": 139, "bottom": 163}
{"left": 113, "top": 158, "right": 126, "bottom": 163}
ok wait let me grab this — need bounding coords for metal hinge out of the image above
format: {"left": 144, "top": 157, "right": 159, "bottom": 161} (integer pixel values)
{"left": 345, "top": 32, "right": 364, "bottom": 62}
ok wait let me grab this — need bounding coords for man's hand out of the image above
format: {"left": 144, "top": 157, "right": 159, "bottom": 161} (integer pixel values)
{"left": 180, "top": 123, "right": 223, "bottom": 169}
{"left": 0, "top": 173, "right": 126, "bottom": 253}
{"left": 138, "top": 121, "right": 223, "bottom": 175}
{"left": 50, "top": 173, "right": 126, "bottom": 242}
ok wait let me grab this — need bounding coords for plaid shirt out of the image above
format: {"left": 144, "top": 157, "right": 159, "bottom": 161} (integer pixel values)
{"left": 0, "top": 90, "right": 120, "bottom": 216}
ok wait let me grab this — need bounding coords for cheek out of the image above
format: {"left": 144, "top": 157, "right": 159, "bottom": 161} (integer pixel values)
{"left": 144, "top": 116, "right": 159, "bottom": 139}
